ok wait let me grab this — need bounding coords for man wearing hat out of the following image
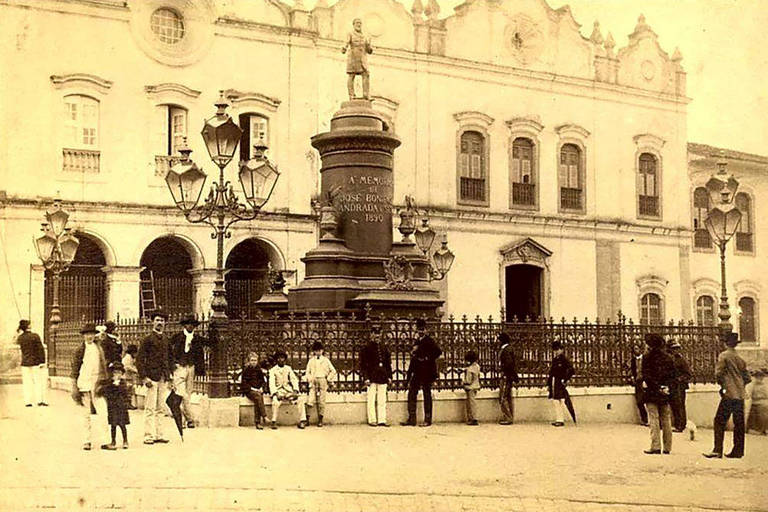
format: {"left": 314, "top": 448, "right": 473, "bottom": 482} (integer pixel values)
{"left": 137, "top": 311, "right": 173, "bottom": 444}
{"left": 401, "top": 318, "right": 442, "bottom": 427}
{"left": 100, "top": 321, "right": 123, "bottom": 366}
{"left": 360, "top": 324, "right": 392, "bottom": 427}
{"left": 170, "top": 315, "right": 210, "bottom": 428}
{"left": 71, "top": 323, "right": 109, "bottom": 450}
{"left": 704, "top": 332, "right": 751, "bottom": 459}
{"left": 667, "top": 340, "right": 692, "bottom": 432}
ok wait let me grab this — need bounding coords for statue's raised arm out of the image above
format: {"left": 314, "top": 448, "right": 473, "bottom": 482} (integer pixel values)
{"left": 343, "top": 18, "right": 372, "bottom": 100}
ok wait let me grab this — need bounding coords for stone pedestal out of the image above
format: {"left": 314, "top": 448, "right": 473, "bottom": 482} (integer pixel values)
{"left": 288, "top": 100, "right": 443, "bottom": 317}
{"left": 103, "top": 266, "right": 143, "bottom": 320}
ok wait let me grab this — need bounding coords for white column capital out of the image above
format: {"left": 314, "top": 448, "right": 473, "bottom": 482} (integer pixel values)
{"left": 102, "top": 266, "right": 144, "bottom": 283}
{"left": 188, "top": 268, "right": 219, "bottom": 284}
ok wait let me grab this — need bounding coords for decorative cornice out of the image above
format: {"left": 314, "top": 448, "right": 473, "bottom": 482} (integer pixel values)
{"left": 633, "top": 133, "right": 666, "bottom": 151}
{"left": 50, "top": 73, "right": 113, "bottom": 94}
{"left": 225, "top": 89, "right": 281, "bottom": 112}
{"left": 453, "top": 111, "right": 494, "bottom": 128}
{"left": 506, "top": 117, "right": 544, "bottom": 135}
{"left": 636, "top": 274, "right": 668, "bottom": 291}
{"left": 499, "top": 237, "right": 553, "bottom": 259}
{"left": 734, "top": 280, "right": 761, "bottom": 296}
{"left": 555, "top": 123, "right": 591, "bottom": 140}
{"left": 692, "top": 277, "right": 720, "bottom": 294}
{"left": 144, "top": 83, "right": 201, "bottom": 99}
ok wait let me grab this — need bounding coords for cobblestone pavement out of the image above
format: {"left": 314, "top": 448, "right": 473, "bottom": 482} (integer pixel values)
{"left": 1, "top": 386, "right": 766, "bottom": 512}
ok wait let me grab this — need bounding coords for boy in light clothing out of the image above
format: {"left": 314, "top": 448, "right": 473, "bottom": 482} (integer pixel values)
{"left": 463, "top": 350, "right": 481, "bottom": 425}
{"left": 305, "top": 341, "right": 337, "bottom": 427}
{"left": 268, "top": 350, "right": 307, "bottom": 429}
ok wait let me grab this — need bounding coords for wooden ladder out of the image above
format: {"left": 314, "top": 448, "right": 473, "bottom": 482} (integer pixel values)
{"left": 140, "top": 270, "right": 157, "bottom": 318}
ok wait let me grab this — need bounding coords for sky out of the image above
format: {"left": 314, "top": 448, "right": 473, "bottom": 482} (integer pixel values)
{"left": 301, "top": 0, "right": 768, "bottom": 155}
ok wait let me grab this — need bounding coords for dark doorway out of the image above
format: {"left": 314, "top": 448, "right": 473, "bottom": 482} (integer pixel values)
{"left": 505, "top": 264, "right": 543, "bottom": 322}
{"left": 44, "top": 234, "right": 107, "bottom": 330}
{"left": 140, "top": 237, "right": 194, "bottom": 317}
{"left": 225, "top": 238, "right": 273, "bottom": 319}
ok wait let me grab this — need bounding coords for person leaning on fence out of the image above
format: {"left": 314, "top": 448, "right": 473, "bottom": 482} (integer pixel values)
{"left": 170, "top": 315, "right": 211, "bottom": 429}
{"left": 498, "top": 331, "right": 519, "bottom": 425}
{"left": 548, "top": 341, "right": 574, "bottom": 427}
{"left": 630, "top": 341, "right": 648, "bottom": 426}
{"left": 360, "top": 323, "right": 392, "bottom": 427}
{"left": 268, "top": 350, "right": 307, "bottom": 429}
{"left": 101, "top": 321, "right": 123, "bottom": 366}
{"left": 16, "top": 319, "right": 48, "bottom": 407}
{"left": 240, "top": 352, "right": 268, "bottom": 430}
{"left": 71, "top": 323, "right": 109, "bottom": 451}
{"left": 121, "top": 345, "right": 139, "bottom": 409}
{"left": 641, "top": 333, "right": 677, "bottom": 455}
{"left": 667, "top": 340, "right": 692, "bottom": 433}
{"left": 704, "top": 332, "right": 751, "bottom": 459}
{"left": 401, "top": 318, "right": 442, "bottom": 427}
{"left": 137, "top": 311, "right": 173, "bottom": 445}
{"left": 463, "top": 350, "right": 481, "bottom": 426}
{"left": 305, "top": 341, "right": 337, "bottom": 427}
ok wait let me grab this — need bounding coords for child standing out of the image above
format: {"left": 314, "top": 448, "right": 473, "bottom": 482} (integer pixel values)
{"left": 463, "top": 350, "right": 481, "bottom": 425}
{"left": 305, "top": 341, "right": 337, "bottom": 427}
{"left": 241, "top": 352, "right": 268, "bottom": 429}
{"left": 121, "top": 345, "right": 139, "bottom": 409}
{"left": 101, "top": 361, "right": 130, "bottom": 450}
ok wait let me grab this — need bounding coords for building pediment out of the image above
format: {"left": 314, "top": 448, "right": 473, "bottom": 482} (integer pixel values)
{"left": 499, "top": 237, "right": 552, "bottom": 264}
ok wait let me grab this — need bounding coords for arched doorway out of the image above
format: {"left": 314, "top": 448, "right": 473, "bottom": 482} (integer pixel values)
{"left": 505, "top": 264, "right": 543, "bottom": 321}
{"left": 225, "top": 238, "right": 280, "bottom": 319}
{"left": 140, "top": 237, "right": 194, "bottom": 317}
{"left": 44, "top": 234, "right": 107, "bottom": 329}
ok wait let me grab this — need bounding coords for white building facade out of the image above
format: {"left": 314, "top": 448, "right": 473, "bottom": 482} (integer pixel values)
{"left": 0, "top": 0, "right": 764, "bottom": 349}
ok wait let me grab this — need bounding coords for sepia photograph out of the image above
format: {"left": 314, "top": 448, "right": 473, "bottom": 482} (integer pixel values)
{"left": 0, "top": 0, "right": 766, "bottom": 511}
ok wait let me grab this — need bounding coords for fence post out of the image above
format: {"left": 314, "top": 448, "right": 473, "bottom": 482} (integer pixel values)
{"left": 207, "top": 319, "right": 230, "bottom": 398}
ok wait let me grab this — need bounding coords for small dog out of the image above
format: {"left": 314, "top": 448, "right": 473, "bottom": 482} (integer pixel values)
{"left": 685, "top": 420, "right": 697, "bottom": 441}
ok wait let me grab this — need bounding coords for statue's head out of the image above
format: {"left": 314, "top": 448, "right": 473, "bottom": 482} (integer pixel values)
{"left": 353, "top": 18, "right": 362, "bottom": 31}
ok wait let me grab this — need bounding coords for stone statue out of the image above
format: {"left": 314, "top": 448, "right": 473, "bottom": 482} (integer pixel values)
{"left": 341, "top": 18, "right": 373, "bottom": 100}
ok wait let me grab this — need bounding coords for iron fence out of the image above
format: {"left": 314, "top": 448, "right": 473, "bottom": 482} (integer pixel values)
{"left": 51, "top": 313, "right": 720, "bottom": 396}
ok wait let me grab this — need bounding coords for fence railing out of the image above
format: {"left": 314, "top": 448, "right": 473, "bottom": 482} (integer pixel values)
{"left": 50, "top": 313, "right": 721, "bottom": 397}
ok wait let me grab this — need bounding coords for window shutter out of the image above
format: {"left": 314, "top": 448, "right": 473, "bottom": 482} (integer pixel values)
{"left": 471, "top": 154, "right": 481, "bottom": 178}
{"left": 239, "top": 113, "right": 250, "bottom": 162}
{"left": 155, "top": 105, "right": 169, "bottom": 156}
{"left": 559, "top": 163, "right": 567, "bottom": 188}
{"left": 511, "top": 158, "right": 521, "bottom": 183}
{"left": 170, "top": 107, "right": 187, "bottom": 155}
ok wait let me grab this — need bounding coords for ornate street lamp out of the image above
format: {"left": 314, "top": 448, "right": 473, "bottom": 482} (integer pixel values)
{"left": 413, "top": 215, "right": 455, "bottom": 282}
{"left": 34, "top": 200, "right": 79, "bottom": 372}
{"left": 704, "top": 153, "right": 741, "bottom": 337}
{"left": 164, "top": 92, "right": 280, "bottom": 321}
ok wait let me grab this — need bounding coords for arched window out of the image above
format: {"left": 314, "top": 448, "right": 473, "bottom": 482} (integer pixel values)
{"left": 154, "top": 104, "right": 188, "bottom": 176}
{"left": 239, "top": 113, "right": 269, "bottom": 162}
{"left": 640, "top": 292, "right": 663, "bottom": 325}
{"left": 735, "top": 193, "right": 753, "bottom": 253}
{"left": 510, "top": 138, "right": 535, "bottom": 206}
{"left": 638, "top": 153, "right": 659, "bottom": 217}
{"left": 695, "top": 295, "right": 716, "bottom": 326}
{"left": 458, "top": 130, "right": 487, "bottom": 203}
{"left": 739, "top": 296, "right": 757, "bottom": 342}
{"left": 693, "top": 187, "right": 712, "bottom": 249}
{"left": 559, "top": 143, "right": 582, "bottom": 210}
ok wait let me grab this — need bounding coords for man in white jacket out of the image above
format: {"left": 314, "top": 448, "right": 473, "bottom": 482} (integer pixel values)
{"left": 305, "top": 341, "right": 337, "bottom": 427}
{"left": 268, "top": 350, "right": 307, "bottom": 429}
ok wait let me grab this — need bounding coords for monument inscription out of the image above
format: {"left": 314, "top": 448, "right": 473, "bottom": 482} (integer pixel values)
{"left": 338, "top": 174, "right": 393, "bottom": 224}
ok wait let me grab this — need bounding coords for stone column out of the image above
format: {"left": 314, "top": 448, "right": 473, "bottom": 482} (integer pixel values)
{"left": 190, "top": 269, "right": 218, "bottom": 318}
{"left": 102, "top": 266, "right": 143, "bottom": 321}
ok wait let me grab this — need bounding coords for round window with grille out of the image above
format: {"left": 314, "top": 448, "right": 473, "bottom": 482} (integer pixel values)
{"left": 150, "top": 8, "right": 185, "bottom": 44}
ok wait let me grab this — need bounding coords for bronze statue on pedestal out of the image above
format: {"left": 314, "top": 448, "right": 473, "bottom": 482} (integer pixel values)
{"left": 342, "top": 18, "right": 373, "bottom": 100}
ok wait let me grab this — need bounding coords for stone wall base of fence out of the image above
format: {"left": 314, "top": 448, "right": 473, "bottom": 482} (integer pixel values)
{"left": 48, "top": 377, "right": 726, "bottom": 429}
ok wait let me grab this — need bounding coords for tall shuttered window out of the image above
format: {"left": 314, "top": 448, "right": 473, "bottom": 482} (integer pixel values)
{"left": 459, "top": 131, "right": 487, "bottom": 203}
{"left": 559, "top": 143, "right": 582, "bottom": 210}
{"left": 510, "top": 138, "right": 535, "bottom": 207}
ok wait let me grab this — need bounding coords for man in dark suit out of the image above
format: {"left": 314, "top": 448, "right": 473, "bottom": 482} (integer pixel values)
{"left": 401, "top": 318, "right": 442, "bottom": 427}
{"left": 498, "top": 331, "right": 519, "bottom": 425}
{"left": 360, "top": 323, "right": 392, "bottom": 427}
{"left": 170, "top": 315, "right": 210, "bottom": 428}
{"left": 137, "top": 311, "right": 172, "bottom": 444}
{"left": 100, "top": 321, "right": 123, "bottom": 366}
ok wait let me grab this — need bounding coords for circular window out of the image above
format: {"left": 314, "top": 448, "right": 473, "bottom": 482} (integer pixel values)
{"left": 150, "top": 8, "right": 185, "bottom": 44}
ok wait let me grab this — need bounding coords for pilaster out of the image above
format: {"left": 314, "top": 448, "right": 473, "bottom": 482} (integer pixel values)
{"left": 189, "top": 269, "right": 218, "bottom": 317}
{"left": 102, "top": 266, "right": 143, "bottom": 320}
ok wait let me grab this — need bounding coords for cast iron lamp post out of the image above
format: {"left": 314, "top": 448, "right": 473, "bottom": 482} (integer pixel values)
{"left": 412, "top": 214, "right": 455, "bottom": 281}
{"left": 165, "top": 92, "right": 280, "bottom": 321}
{"left": 34, "top": 199, "right": 80, "bottom": 373}
{"left": 703, "top": 154, "right": 741, "bottom": 338}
